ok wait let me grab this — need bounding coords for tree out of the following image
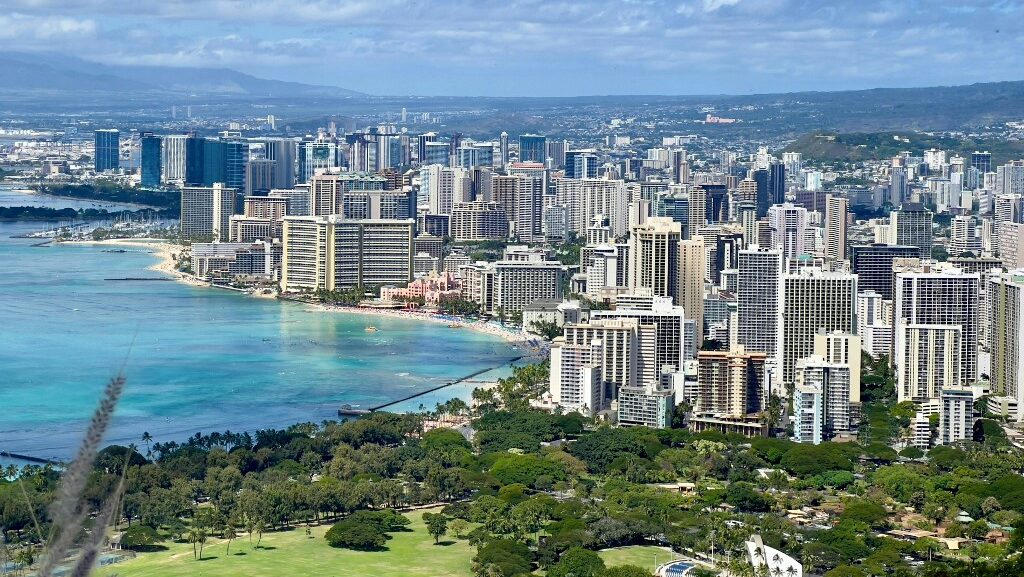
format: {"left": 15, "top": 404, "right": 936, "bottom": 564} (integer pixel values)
{"left": 823, "top": 566, "right": 865, "bottom": 577}
{"left": 450, "top": 518, "right": 469, "bottom": 539}
{"left": 529, "top": 319, "right": 562, "bottom": 341}
{"left": 603, "top": 566, "right": 654, "bottom": 577}
{"left": 187, "top": 527, "right": 208, "bottom": 560}
{"left": 473, "top": 539, "right": 532, "bottom": 577}
{"left": 120, "top": 524, "right": 159, "bottom": 550}
{"left": 324, "top": 520, "right": 387, "bottom": 550}
{"left": 423, "top": 512, "right": 449, "bottom": 544}
{"left": 548, "top": 547, "right": 606, "bottom": 577}
{"left": 223, "top": 524, "right": 238, "bottom": 556}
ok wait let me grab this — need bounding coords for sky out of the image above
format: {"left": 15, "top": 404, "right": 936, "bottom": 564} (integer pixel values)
{"left": 2, "top": 0, "right": 1023, "bottom": 96}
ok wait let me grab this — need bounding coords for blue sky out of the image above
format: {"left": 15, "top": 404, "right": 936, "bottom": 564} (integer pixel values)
{"left": 3, "top": 0, "right": 1023, "bottom": 96}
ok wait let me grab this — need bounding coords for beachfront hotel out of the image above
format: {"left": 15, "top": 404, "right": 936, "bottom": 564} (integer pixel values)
{"left": 281, "top": 215, "right": 414, "bottom": 292}
{"left": 180, "top": 183, "right": 237, "bottom": 241}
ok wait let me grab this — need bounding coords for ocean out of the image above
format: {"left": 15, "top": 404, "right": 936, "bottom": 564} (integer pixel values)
{"left": 0, "top": 185, "right": 520, "bottom": 464}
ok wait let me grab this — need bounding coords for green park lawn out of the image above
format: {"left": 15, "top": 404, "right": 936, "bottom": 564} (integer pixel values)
{"left": 598, "top": 545, "right": 677, "bottom": 573}
{"left": 95, "top": 508, "right": 475, "bottom": 577}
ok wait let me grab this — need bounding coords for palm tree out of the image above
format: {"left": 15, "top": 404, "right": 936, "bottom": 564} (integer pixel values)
{"left": 141, "top": 432, "right": 153, "bottom": 458}
{"left": 223, "top": 525, "right": 238, "bottom": 556}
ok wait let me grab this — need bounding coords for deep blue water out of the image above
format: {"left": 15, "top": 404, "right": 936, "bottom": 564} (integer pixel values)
{"left": 0, "top": 186, "right": 518, "bottom": 462}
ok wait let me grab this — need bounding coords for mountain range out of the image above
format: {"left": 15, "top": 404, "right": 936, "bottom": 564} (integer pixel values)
{"left": 0, "top": 52, "right": 365, "bottom": 98}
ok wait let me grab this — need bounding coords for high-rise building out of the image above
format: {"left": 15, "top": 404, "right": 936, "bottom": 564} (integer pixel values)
{"left": 518, "top": 134, "right": 547, "bottom": 163}
{"left": 298, "top": 138, "right": 341, "bottom": 183}
{"left": 555, "top": 178, "right": 629, "bottom": 237}
{"left": 949, "top": 215, "right": 982, "bottom": 257}
{"left": 753, "top": 162, "right": 785, "bottom": 217}
{"left": 794, "top": 355, "right": 852, "bottom": 441}
{"left": 680, "top": 238, "right": 706, "bottom": 344}
{"left": 893, "top": 263, "right": 980, "bottom": 393}
{"left": 813, "top": 331, "right": 861, "bottom": 404}
{"left": 997, "top": 160, "right": 1024, "bottom": 194}
{"left": 896, "top": 324, "right": 962, "bottom": 403}
{"left": 850, "top": 244, "right": 919, "bottom": 299}
{"left": 889, "top": 166, "right": 909, "bottom": 205}
{"left": 245, "top": 159, "right": 275, "bottom": 196}
{"left": 184, "top": 134, "right": 206, "bottom": 185}
{"left": 451, "top": 202, "right": 509, "bottom": 241}
{"left": 768, "top": 203, "right": 808, "bottom": 260}
{"left": 94, "top": 129, "right": 120, "bottom": 172}
{"left": 264, "top": 138, "right": 296, "bottom": 189}
{"left": 548, "top": 338, "right": 604, "bottom": 415}
{"left": 989, "top": 271, "right": 1024, "bottom": 420}
{"left": 891, "top": 203, "right": 934, "bottom": 258}
{"left": 562, "top": 318, "right": 654, "bottom": 401}
{"left": 180, "top": 183, "right": 237, "bottom": 241}
{"left": 161, "top": 134, "right": 187, "bottom": 183}
{"left": 737, "top": 248, "right": 783, "bottom": 356}
{"left": 939, "top": 386, "right": 974, "bottom": 445}
{"left": 223, "top": 139, "right": 248, "bottom": 191}
{"left": 824, "top": 195, "right": 849, "bottom": 261}
{"left": 971, "top": 151, "right": 992, "bottom": 174}
{"left": 565, "top": 150, "right": 600, "bottom": 179}
{"left": 281, "top": 216, "right": 414, "bottom": 292}
{"left": 617, "top": 382, "right": 675, "bottom": 428}
{"left": 516, "top": 176, "right": 545, "bottom": 242}
{"left": 628, "top": 218, "right": 681, "bottom": 304}
{"left": 1000, "top": 223, "right": 1024, "bottom": 269}
{"left": 695, "top": 347, "right": 769, "bottom": 418}
{"left": 422, "top": 165, "right": 457, "bottom": 216}
{"left": 793, "top": 382, "right": 823, "bottom": 444}
{"left": 498, "top": 132, "right": 509, "bottom": 167}
{"left": 139, "top": 132, "right": 161, "bottom": 187}
{"left": 777, "top": 268, "right": 857, "bottom": 385}
{"left": 309, "top": 172, "right": 388, "bottom": 216}
{"left": 417, "top": 132, "right": 438, "bottom": 163}
{"left": 592, "top": 290, "right": 696, "bottom": 381}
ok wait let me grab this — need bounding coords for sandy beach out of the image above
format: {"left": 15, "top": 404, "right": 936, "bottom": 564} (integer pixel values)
{"left": 312, "top": 303, "right": 545, "bottom": 348}
{"left": 61, "top": 238, "right": 209, "bottom": 287}
{"left": 61, "top": 238, "right": 547, "bottom": 351}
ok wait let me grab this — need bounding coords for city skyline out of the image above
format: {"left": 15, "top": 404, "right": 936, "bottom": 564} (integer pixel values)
{"left": 3, "top": 0, "right": 1024, "bottom": 96}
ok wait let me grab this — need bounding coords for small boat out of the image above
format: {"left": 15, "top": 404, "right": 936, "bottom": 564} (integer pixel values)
{"left": 364, "top": 326, "right": 379, "bottom": 332}
{"left": 447, "top": 323, "right": 462, "bottom": 328}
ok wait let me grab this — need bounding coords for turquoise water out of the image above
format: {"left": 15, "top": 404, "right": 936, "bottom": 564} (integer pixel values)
{"left": 0, "top": 187, "right": 519, "bottom": 462}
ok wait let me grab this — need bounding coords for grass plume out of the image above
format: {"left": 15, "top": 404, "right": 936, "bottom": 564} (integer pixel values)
{"left": 37, "top": 373, "right": 126, "bottom": 577}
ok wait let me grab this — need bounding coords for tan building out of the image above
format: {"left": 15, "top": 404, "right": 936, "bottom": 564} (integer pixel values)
{"left": 813, "top": 331, "right": 861, "bottom": 403}
{"left": 450, "top": 201, "right": 509, "bottom": 241}
{"left": 180, "top": 183, "right": 236, "bottom": 241}
{"left": 824, "top": 195, "right": 849, "bottom": 261}
{"left": 696, "top": 347, "right": 769, "bottom": 418}
{"left": 281, "top": 216, "right": 414, "bottom": 292}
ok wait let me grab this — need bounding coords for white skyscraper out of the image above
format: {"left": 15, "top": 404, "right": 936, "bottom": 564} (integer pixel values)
{"left": 768, "top": 203, "right": 809, "bottom": 260}
{"left": 549, "top": 338, "right": 604, "bottom": 415}
{"left": 939, "top": 386, "right": 974, "bottom": 445}
{"left": 893, "top": 263, "right": 980, "bottom": 392}
{"left": 777, "top": 268, "right": 857, "bottom": 386}
{"left": 736, "top": 248, "right": 783, "bottom": 356}
{"left": 989, "top": 270, "right": 1024, "bottom": 420}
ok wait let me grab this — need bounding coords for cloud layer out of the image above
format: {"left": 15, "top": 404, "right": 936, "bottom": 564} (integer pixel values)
{"left": 4, "top": 0, "right": 1023, "bottom": 96}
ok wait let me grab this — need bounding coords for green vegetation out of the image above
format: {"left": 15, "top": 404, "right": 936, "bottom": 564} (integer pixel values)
{"left": 0, "top": 206, "right": 171, "bottom": 221}
{"left": 5, "top": 365, "right": 1024, "bottom": 577}
{"left": 786, "top": 131, "right": 1024, "bottom": 165}
{"left": 33, "top": 181, "right": 181, "bottom": 212}
{"left": 94, "top": 508, "right": 475, "bottom": 577}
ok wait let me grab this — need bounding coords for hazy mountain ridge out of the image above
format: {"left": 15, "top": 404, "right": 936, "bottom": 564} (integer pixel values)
{"left": 0, "top": 52, "right": 365, "bottom": 98}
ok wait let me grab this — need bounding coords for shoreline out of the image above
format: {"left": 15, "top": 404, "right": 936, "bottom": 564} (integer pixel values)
{"left": 58, "top": 237, "right": 547, "bottom": 351}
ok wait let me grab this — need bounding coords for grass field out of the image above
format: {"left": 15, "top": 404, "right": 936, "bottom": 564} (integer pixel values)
{"left": 96, "top": 508, "right": 475, "bottom": 577}
{"left": 598, "top": 545, "right": 676, "bottom": 573}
